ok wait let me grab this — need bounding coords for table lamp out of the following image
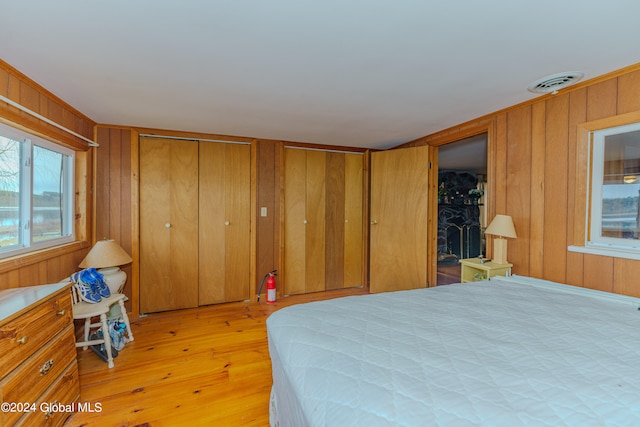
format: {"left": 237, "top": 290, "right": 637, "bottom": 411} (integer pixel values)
{"left": 79, "top": 239, "right": 133, "bottom": 294}
{"left": 484, "top": 214, "right": 517, "bottom": 265}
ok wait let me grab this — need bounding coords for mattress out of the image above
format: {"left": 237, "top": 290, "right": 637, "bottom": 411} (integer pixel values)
{"left": 266, "top": 276, "right": 640, "bottom": 427}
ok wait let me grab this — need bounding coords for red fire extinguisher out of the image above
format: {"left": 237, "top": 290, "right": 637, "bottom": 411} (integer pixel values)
{"left": 258, "top": 270, "right": 277, "bottom": 304}
{"left": 266, "top": 271, "right": 277, "bottom": 304}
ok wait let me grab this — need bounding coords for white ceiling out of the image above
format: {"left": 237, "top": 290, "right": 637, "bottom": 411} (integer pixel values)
{"left": 3, "top": 1, "right": 640, "bottom": 150}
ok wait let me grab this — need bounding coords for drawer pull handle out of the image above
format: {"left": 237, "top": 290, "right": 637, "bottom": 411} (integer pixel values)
{"left": 57, "top": 309, "right": 66, "bottom": 316}
{"left": 16, "top": 336, "right": 28, "bottom": 344}
{"left": 40, "top": 359, "right": 54, "bottom": 376}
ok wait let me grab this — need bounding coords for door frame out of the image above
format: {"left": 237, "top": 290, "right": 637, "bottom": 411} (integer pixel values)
{"left": 418, "top": 120, "right": 497, "bottom": 287}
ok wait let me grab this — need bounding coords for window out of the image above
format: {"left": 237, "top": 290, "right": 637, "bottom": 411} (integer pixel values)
{"left": 588, "top": 122, "right": 640, "bottom": 252}
{"left": 0, "top": 123, "right": 74, "bottom": 258}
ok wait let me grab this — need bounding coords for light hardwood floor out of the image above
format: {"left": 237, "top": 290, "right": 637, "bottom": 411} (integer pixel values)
{"left": 65, "top": 287, "right": 368, "bottom": 426}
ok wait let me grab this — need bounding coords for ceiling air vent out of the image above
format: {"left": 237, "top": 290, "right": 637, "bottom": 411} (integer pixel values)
{"left": 527, "top": 71, "right": 584, "bottom": 94}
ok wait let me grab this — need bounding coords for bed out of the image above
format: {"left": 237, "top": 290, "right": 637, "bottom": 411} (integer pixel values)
{"left": 266, "top": 276, "right": 640, "bottom": 427}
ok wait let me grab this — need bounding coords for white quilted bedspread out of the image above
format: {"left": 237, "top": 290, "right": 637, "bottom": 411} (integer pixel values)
{"left": 266, "top": 277, "right": 640, "bottom": 427}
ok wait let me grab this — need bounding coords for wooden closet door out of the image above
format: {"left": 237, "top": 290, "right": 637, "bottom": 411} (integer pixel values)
{"left": 326, "top": 152, "right": 364, "bottom": 289}
{"left": 283, "top": 148, "right": 327, "bottom": 295}
{"left": 284, "top": 148, "right": 364, "bottom": 294}
{"left": 370, "top": 146, "right": 429, "bottom": 293}
{"left": 343, "top": 153, "right": 364, "bottom": 288}
{"left": 304, "top": 150, "right": 327, "bottom": 293}
{"left": 199, "top": 142, "right": 251, "bottom": 305}
{"left": 284, "top": 148, "right": 307, "bottom": 295}
{"left": 139, "top": 137, "right": 199, "bottom": 313}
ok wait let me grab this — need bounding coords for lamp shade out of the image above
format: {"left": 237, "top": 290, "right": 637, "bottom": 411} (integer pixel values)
{"left": 79, "top": 239, "right": 132, "bottom": 269}
{"left": 485, "top": 214, "right": 517, "bottom": 239}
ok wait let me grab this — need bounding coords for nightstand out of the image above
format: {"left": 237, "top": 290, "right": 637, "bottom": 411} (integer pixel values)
{"left": 459, "top": 258, "right": 512, "bottom": 283}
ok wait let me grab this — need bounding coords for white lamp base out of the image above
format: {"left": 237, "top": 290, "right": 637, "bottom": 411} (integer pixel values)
{"left": 99, "top": 266, "right": 127, "bottom": 294}
{"left": 99, "top": 266, "right": 127, "bottom": 320}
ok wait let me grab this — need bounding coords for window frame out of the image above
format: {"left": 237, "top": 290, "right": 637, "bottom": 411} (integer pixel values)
{"left": 588, "top": 122, "right": 640, "bottom": 251}
{"left": 0, "top": 122, "right": 75, "bottom": 259}
{"left": 569, "top": 110, "right": 640, "bottom": 261}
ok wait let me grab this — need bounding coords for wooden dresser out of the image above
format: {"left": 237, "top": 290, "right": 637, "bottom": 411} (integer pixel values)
{"left": 0, "top": 283, "right": 80, "bottom": 427}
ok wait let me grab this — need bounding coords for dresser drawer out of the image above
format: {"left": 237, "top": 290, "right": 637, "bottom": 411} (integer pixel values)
{"left": 15, "top": 360, "right": 80, "bottom": 427}
{"left": 0, "top": 291, "right": 72, "bottom": 379}
{"left": 0, "top": 325, "right": 76, "bottom": 426}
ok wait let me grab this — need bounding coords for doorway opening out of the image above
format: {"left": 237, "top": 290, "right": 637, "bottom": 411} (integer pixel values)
{"left": 436, "top": 133, "right": 488, "bottom": 285}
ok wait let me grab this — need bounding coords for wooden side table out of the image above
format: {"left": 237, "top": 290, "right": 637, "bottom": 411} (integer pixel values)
{"left": 459, "top": 258, "right": 512, "bottom": 283}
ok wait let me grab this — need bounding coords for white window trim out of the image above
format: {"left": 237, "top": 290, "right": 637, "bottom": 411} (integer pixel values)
{"left": 568, "top": 244, "right": 640, "bottom": 261}
{"left": 571, "top": 118, "right": 640, "bottom": 259}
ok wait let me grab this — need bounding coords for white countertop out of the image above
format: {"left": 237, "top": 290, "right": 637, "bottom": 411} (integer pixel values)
{"left": 0, "top": 282, "right": 71, "bottom": 324}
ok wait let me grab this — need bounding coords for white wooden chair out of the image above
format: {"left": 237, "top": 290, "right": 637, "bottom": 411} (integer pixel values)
{"left": 69, "top": 282, "right": 134, "bottom": 368}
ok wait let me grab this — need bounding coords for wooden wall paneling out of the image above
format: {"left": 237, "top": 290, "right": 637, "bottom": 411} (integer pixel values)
{"left": 74, "top": 150, "right": 91, "bottom": 244}
{"left": 542, "top": 95, "right": 570, "bottom": 283}
{"left": 19, "top": 80, "right": 39, "bottom": 113}
{"left": 529, "top": 102, "right": 546, "bottom": 279}
{"left": 0, "top": 270, "right": 20, "bottom": 289}
{"left": 46, "top": 256, "right": 65, "bottom": 284}
{"left": 256, "top": 140, "right": 277, "bottom": 294}
{"left": 0, "top": 67, "right": 8, "bottom": 96}
{"left": 224, "top": 143, "right": 251, "bottom": 302}
{"left": 130, "top": 130, "right": 140, "bottom": 318}
{"left": 613, "top": 258, "right": 640, "bottom": 297}
{"left": 325, "top": 152, "right": 345, "bottom": 290}
{"left": 493, "top": 113, "right": 508, "bottom": 225}
{"left": 305, "top": 150, "right": 327, "bottom": 293}
{"left": 344, "top": 153, "right": 364, "bottom": 288}
{"left": 505, "top": 107, "right": 532, "bottom": 275}
{"left": 283, "top": 148, "right": 307, "bottom": 295}
{"left": 565, "top": 89, "right": 588, "bottom": 287}
{"left": 587, "top": 79, "right": 618, "bottom": 121}
{"left": 95, "top": 128, "right": 111, "bottom": 241}
{"left": 18, "top": 263, "right": 42, "bottom": 287}
{"left": 36, "top": 259, "right": 49, "bottom": 283}
{"left": 118, "top": 129, "right": 133, "bottom": 302}
{"left": 94, "top": 127, "right": 134, "bottom": 306}
{"left": 108, "top": 130, "right": 123, "bottom": 240}
{"left": 0, "top": 61, "right": 95, "bottom": 150}
{"left": 199, "top": 142, "right": 227, "bottom": 305}
{"left": 583, "top": 254, "right": 614, "bottom": 292}
{"left": 617, "top": 70, "right": 640, "bottom": 114}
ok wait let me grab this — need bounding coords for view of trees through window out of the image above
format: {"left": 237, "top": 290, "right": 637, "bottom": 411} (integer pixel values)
{"left": 0, "top": 135, "right": 70, "bottom": 250}
{"left": 0, "top": 137, "right": 20, "bottom": 246}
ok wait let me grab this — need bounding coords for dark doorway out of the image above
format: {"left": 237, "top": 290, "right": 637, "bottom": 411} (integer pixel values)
{"left": 436, "top": 134, "right": 488, "bottom": 285}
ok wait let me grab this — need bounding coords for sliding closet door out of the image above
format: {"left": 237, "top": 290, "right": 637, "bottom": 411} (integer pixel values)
{"left": 199, "top": 141, "right": 251, "bottom": 304}
{"left": 139, "top": 136, "right": 199, "bottom": 313}
{"left": 370, "top": 145, "right": 429, "bottom": 293}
